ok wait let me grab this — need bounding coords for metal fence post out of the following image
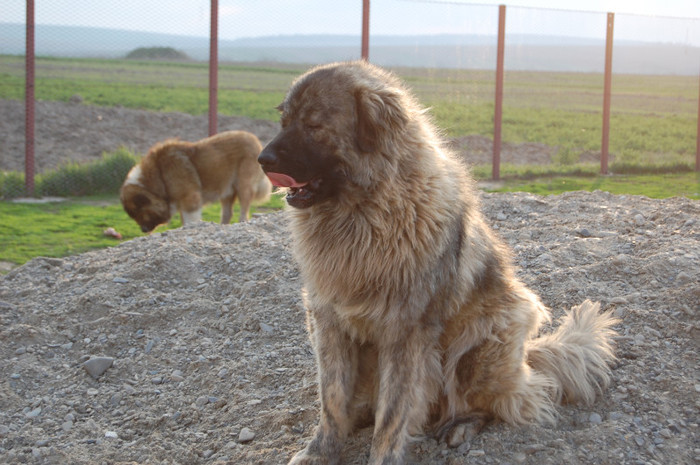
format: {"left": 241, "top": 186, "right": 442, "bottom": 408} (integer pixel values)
{"left": 696, "top": 71, "right": 700, "bottom": 171}
{"left": 209, "top": 0, "right": 219, "bottom": 137}
{"left": 601, "top": 12, "right": 614, "bottom": 175}
{"left": 362, "top": 0, "right": 370, "bottom": 61}
{"left": 25, "top": 0, "right": 36, "bottom": 196}
{"left": 493, "top": 4, "right": 506, "bottom": 181}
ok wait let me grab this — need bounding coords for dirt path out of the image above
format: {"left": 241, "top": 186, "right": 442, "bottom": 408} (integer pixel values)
{"left": 1, "top": 99, "right": 559, "bottom": 174}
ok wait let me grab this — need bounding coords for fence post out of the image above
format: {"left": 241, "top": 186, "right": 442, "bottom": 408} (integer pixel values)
{"left": 601, "top": 12, "right": 614, "bottom": 175}
{"left": 696, "top": 70, "right": 699, "bottom": 171}
{"left": 492, "top": 4, "right": 506, "bottom": 181}
{"left": 362, "top": 0, "right": 370, "bottom": 61}
{"left": 208, "top": 0, "right": 219, "bottom": 137}
{"left": 25, "top": 0, "right": 36, "bottom": 196}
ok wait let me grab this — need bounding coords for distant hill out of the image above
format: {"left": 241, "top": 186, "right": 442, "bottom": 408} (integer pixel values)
{"left": 1, "top": 23, "right": 698, "bottom": 75}
{"left": 126, "top": 46, "right": 190, "bottom": 60}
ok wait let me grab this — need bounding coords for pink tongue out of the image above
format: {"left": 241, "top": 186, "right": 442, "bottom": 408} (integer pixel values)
{"left": 266, "top": 172, "right": 308, "bottom": 188}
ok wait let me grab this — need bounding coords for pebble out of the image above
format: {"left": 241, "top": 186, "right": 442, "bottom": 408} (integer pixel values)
{"left": 676, "top": 272, "right": 692, "bottom": 285}
{"left": 171, "top": 370, "right": 185, "bottom": 382}
{"left": 82, "top": 357, "right": 114, "bottom": 379}
{"left": 589, "top": 413, "right": 602, "bottom": 424}
{"left": 112, "top": 277, "right": 129, "bottom": 284}
{"left": 238, "top": 427, "right": 256, "bottom": 443}
{"left": 104, "top": 431, "right": 118, "bottom": 439}
{"left": 25, "top": 407, "right": 42, "bottom": 418}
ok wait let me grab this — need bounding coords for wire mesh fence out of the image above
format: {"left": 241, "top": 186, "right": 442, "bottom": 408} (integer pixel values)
{"left": 1, "top": 0, "right": 699, "bottom": 198}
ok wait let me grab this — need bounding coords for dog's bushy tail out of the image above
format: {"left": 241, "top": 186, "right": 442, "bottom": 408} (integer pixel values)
{"left": 526, "top": 300, "right": 619, "bottom": 406}
{"left": 253, "top": 175, "right": 273, "bottom": 203}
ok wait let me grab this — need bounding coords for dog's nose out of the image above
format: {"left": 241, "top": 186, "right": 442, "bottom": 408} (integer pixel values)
{"left": 257, "top": 147, "right": 278, "bottom": 169}
{"left": 141, "top": 225, "right": 151, "bottom": 233}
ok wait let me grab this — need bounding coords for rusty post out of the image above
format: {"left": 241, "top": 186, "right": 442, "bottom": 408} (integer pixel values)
{"left": 492, "top": 5, "right": 506, "bottom": 181}
{"left": 601, "top": 12, "right": 614, "bottom": 175}
{"left": 362, "top": 0, "right": 370, "bottom": 61}
{"left": 208, "top": 0, "right": 219, "bottom": 137}
{"left": 696, "top": 70, "right": 700, "bottom": 171}
{"left": 25, "top": 0, "right": 35, "bottom": 196}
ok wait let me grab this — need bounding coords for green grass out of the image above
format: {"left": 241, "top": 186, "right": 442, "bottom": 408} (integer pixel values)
{"left": 0, "top": 148, "right": 139, "bottom": 199}
{"left": 483, "top": 172, "right": 700, "bottom": 199}
{"left": 0, "top": 194, "right": 285, "bottom": 267}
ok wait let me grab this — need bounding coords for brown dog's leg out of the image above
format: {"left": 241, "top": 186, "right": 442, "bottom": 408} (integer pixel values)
{"left": 220, "top": 193, "right": 236, "bottom": 224}
{"left": 289, "top": 308, "right": 360, "bottom": 465}
{"left": 367, "top": 327, "right": 440, "bottom": 465}
{"left": 237, "top": 193, "right": 251, "bottom": 222}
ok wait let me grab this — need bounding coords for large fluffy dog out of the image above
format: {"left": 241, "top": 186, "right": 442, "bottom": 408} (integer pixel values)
{"left": 121, "top": 130, "right": 271, "bottom": 232}
{"left": 258, "top": 61, "right": 618, "bottom": 465}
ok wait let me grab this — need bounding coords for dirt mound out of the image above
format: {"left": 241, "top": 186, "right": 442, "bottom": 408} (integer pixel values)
{"left": 0, "top": 99, "right": 281, "bottom": 173}
{"left": 1, "top": 191, "right": 698, "bottom": 464}
{"left": 1, "top": 99, "right": 562, "bottom": 174}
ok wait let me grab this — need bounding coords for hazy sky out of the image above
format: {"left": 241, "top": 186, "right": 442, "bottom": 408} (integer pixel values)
{"left": 5, "top": 0, "right": 700, "bottom": 45}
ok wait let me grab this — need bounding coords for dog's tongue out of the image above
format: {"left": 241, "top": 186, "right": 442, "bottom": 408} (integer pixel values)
{"left": 266, "top": 172, "right": 308, "bottom": 188}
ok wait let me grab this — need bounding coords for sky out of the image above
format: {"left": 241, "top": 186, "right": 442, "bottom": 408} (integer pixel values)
{"left": 5, "top": 0, "right": 700, "bottom": 45}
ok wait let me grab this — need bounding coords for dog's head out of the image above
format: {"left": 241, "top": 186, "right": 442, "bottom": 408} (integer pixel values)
{"left": 258, "top": 61, "right": 410, "bottom": 209}
{"left": 120, "top": 170, "right": 171, "bottom": 233}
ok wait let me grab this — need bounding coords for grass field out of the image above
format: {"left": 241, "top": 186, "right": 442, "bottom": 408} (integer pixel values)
{"left": 0, "top": 195, "right": 285, "bottom": 267}
{"left": 1, "top": 55, "right": 698, "bottom": 169}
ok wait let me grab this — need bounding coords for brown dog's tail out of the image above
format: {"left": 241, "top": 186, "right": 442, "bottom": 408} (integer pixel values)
{"left": 253, "top": 175, "right": 273, "bottom": 203}
{"left": 526, "top": 300, "right": 619, "bottom": 406}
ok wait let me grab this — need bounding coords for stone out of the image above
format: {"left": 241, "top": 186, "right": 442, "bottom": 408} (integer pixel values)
{"left": 238, "top": 427, "right": 255, "bottom": 443}
{"left": 82, "top": 357, "right": 114, "bottom": 379}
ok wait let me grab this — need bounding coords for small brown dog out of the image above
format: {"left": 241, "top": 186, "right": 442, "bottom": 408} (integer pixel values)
{"left": 258, "top": 61, "right": 618, "bottom": 465}
{"left": 121, "top": 130, "right": 271, "bottom": 232}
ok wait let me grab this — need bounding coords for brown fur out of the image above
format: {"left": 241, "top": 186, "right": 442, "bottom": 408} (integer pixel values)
{"left": 260, "top": 61, "right": 618, "bottom": 465}
{"left": 120, "top": 130, "right": 271, "bottom": 232}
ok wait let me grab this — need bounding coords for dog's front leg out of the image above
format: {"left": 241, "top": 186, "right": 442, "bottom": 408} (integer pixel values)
{"left": 289, "top": 309, "right": 359, "bottom": 465}
{"left": 368, "top": 327, "right": 439, "bottom": 465}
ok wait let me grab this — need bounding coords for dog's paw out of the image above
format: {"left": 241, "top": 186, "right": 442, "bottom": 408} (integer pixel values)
{"left": 288, "top": 449, "right": 339, "bottom": 465}
{"left": 437, "top": 414, "right": 489, "bottom": 449}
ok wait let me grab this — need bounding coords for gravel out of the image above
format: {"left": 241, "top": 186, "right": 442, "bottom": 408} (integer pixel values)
{"left": 0, "top": 191, "right": 698, "bottom": 464}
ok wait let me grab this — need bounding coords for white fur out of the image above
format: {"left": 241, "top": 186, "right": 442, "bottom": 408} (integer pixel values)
{"left": 123, "top": 165, "right": 143, "bottom": 187}
{"left": 181, "top": 209, "right": 202, "bottom": 224}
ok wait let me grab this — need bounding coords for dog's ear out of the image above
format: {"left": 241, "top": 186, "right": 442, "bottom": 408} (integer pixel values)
{"left": 355, "top": 86, "right": 408, "bottom": 153}
{"left": 133, "top": 194, "right": 151, "bottom": 208}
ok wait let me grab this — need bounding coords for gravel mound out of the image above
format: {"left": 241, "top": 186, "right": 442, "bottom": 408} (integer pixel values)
{"left": 1, "top": 191, "right": 698, "bottom": 464}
